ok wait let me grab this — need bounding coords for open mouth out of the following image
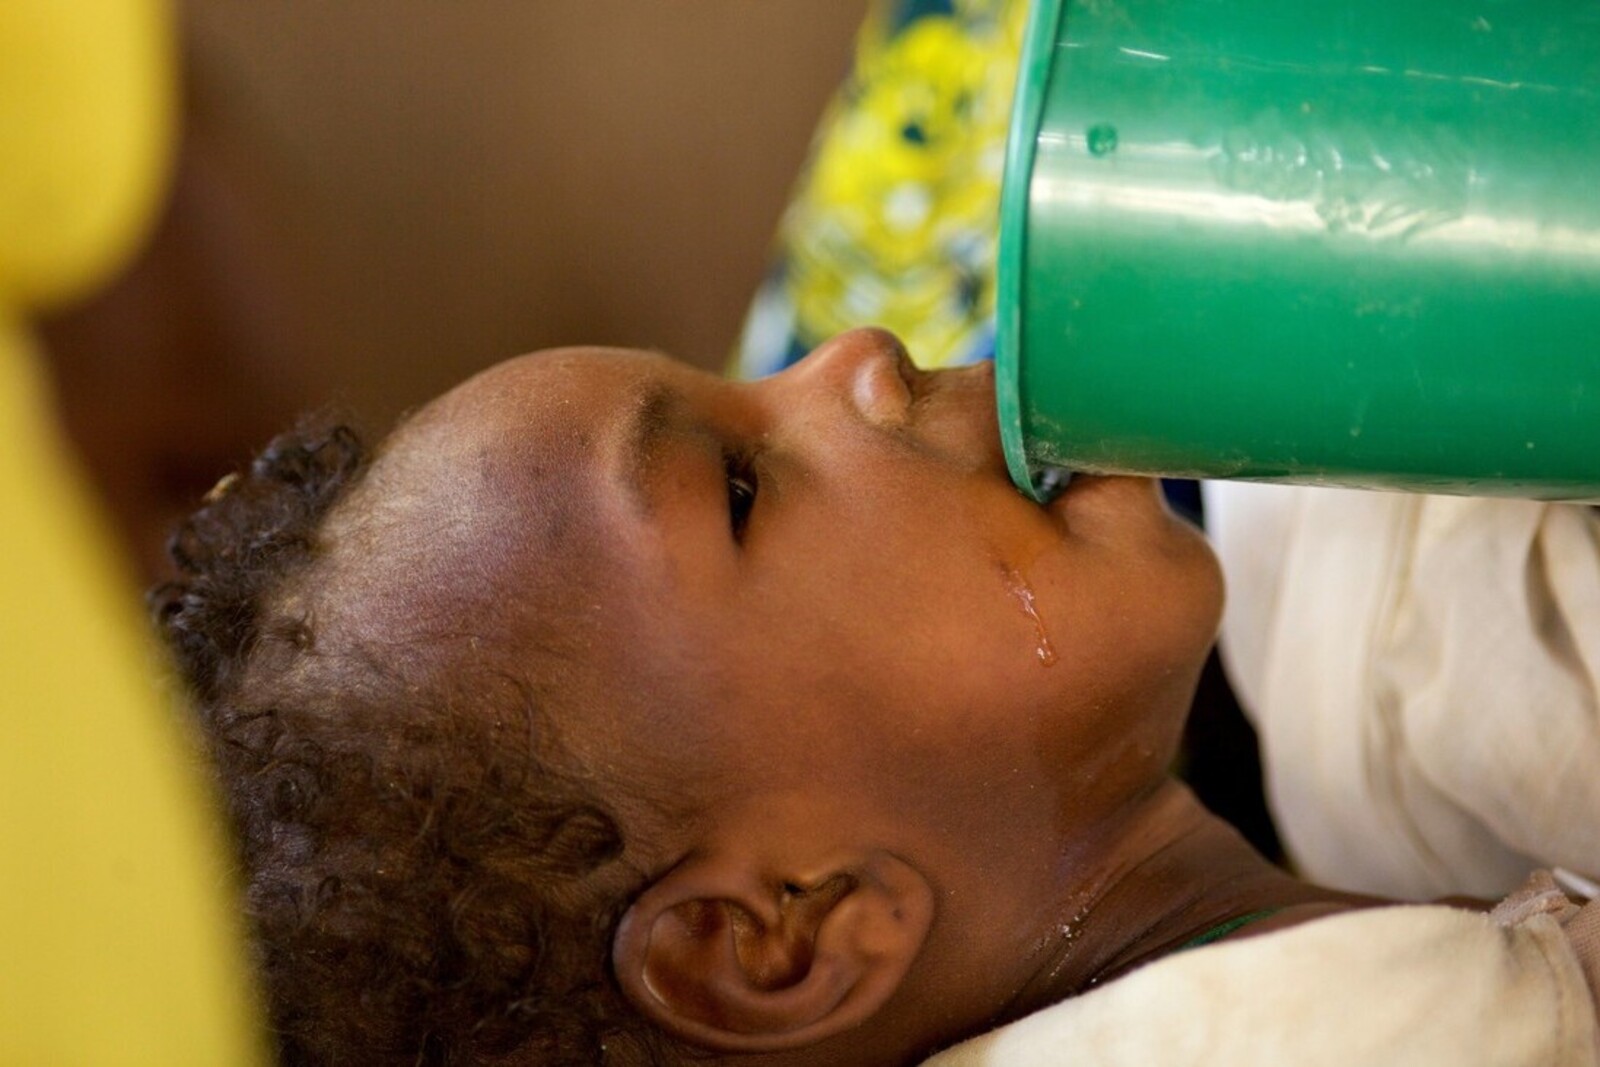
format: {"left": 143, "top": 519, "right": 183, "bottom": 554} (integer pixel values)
{"left": 1031, "top": 465, "right": 1073, "bottom": 504}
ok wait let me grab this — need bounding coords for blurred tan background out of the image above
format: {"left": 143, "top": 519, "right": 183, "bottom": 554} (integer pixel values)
{"left": 41, "top": 0, "right": 866, "bottom": 578}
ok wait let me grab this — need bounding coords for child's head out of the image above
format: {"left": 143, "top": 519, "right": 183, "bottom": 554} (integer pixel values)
{"left": 159, "top": 327, "right": 1222, "bottom": 1065}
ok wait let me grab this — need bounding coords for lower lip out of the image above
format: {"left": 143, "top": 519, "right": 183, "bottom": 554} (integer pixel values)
{"left": 1046, "top": 471, "right": 1089, "bottom": 504}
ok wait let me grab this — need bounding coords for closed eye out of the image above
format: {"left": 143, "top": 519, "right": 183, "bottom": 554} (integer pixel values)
{"left": 725, "top": 450, "right": 758, "bottom": 541}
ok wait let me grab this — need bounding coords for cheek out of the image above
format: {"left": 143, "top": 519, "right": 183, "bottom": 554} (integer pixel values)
{"left": 745, "top": 475, "right": 1151, "bottom": 721}
{"left": 786, "top": 505, "right": 1054, "bottom": 683}
{"left": 1023, "top": 488, "right": 1222, "bottom": 658}
{"left": 1027, "top": 522, "right": 1223, "bottom": 747}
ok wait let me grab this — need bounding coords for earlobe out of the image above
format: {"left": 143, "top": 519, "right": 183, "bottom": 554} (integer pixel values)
{"left": 612, "top": 850, "right": 934, "bottom": 1053}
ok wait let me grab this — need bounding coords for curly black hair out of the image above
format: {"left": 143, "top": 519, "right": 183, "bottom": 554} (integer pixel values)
{"left": 153, "top": 422, "right": 661, "bottom": 1065}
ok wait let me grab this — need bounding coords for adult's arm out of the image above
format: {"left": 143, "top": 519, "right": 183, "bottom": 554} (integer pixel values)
{"left": 1204, "top": 482, "right": 1600, "bottom": 900}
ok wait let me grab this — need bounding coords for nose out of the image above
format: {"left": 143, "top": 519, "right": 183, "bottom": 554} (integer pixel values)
{"left": 776, "top": 327, "right": 918, "bottom": 429}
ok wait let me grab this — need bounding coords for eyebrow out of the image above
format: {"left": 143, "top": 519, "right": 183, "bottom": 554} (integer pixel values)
{"left": 621, "top": 382, "right": 679, "bottom": 516}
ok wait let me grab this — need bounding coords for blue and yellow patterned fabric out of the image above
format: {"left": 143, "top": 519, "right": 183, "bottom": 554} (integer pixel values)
{"left": 733, "top": 0, "right": 1027, "bottom": 376}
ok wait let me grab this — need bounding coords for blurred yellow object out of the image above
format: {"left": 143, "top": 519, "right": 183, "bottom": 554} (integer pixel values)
{"left": 0, "top": 0, "right": 174, "bottom": 307}
{"left": 0, "top": 1, "right": 265, "bottom": 1063}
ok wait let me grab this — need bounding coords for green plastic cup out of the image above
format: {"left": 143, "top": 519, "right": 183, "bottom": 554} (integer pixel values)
{"left": 996, "top": 0, "right": 1600, "bottom": 502}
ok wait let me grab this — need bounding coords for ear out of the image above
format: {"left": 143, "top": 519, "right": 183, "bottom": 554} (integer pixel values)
{"left": 612, "top": 849, "right": 934, "bottom": 1053}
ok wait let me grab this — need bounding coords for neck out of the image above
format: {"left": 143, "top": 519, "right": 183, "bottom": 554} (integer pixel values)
{"left": 1002, "top": 780, "right": 1381, "bottom": 1021}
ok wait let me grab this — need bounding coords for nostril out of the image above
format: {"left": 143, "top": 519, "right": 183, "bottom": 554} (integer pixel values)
{"left": 793, "top": 328, "right": 921, "bottom": 425}
{"left": 850, "top": 347, "right": 915, "bottom": 428}
{"left": 889, "top": 342, "right": 930, "bottom": 402}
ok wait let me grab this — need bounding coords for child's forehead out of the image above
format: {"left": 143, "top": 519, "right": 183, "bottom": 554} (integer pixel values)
{"left": 416, "top": 346, "right": 678, "bottom": 431}
{"left": 362, "top": 348, "right": 659, "bottom": 505}
{"left": 312, "top": 348, "right": 676, "bottom": 652}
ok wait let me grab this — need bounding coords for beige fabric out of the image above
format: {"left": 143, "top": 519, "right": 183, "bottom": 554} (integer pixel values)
{"left": 923, "top": 900, "right": 1600, "bottom": 1067}
{"left": 1569, "top": 905, "right": 1600, "bottom": 1021}
{"left": 1495, "top": 870, "right": 1600, "bottom": 1030}
{"left": 1203, "top": 484, "right": 1600, "bottom": 900}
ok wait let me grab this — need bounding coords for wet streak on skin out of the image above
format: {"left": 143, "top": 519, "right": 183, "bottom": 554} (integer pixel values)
{"left": 999, "top": 563, "right": 1059, "bottom": 667}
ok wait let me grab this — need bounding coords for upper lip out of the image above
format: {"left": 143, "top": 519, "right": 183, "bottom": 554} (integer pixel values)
{"left": 910, "top": 365, "right": 1010, "bottom": 479}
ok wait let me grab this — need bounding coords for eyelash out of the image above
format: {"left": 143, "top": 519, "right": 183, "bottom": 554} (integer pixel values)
{"left": 724, "top": 450, "right": 758, "bottom": 540}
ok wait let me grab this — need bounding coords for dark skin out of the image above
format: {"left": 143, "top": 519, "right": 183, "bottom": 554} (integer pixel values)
{"left": 297, "top": 327, "right": 1383, "bottom": 1065}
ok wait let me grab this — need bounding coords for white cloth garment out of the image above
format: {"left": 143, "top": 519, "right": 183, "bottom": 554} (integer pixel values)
{"left": 1203, "top": 484, "right": 1600, "bottom": 900}
{"left": 923, "top": 885, "right": 1600, "bottom": 1067}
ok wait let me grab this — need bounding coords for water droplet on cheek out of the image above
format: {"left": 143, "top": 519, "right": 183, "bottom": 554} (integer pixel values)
{"left": 1000, "top": 564, "right": 1058, "bottom": 667}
